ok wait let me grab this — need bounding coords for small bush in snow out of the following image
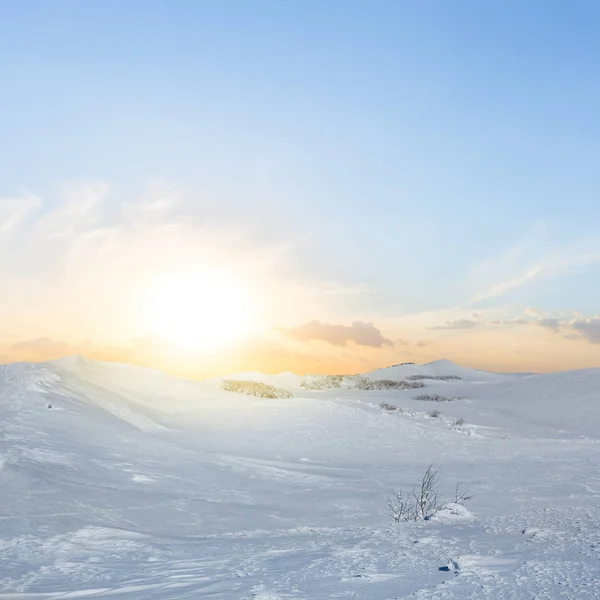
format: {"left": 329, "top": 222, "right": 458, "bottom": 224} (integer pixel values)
{"left": 429, "top": 409, "right": 440, "bottom": 418}
{"left": 300, "top": 375, "right": 345, "bottom": 390}
{"left": 412, "top": 394, "right": 464, "bottom": 403}
{"left": 344, "top": 374, "right": 369, "bottom": 387}
{"left": 300, "top": 375, "right": 427, "bottom": 392}
{"left": 452, "top": 417, "right": 466, "bottom": 428}
{"left": 387, "top": 464, "right": 472, "bottom": 523}
{"left": 453, "top": 482, "right": 473, "bottom": 504}
{"left": 379, "top": 402, "right": 398, "bottom": 412}
{"left": 355, "top": 378, "right": 426, "bottom": 391}
{"left": 388, "top": 464, "right": 440, "bottom": 522}
{"left": 406, "top": 374, "right": 462, "bottom": 381}
{"left": 221, "top": 380, "right": 293, "bottom": 399}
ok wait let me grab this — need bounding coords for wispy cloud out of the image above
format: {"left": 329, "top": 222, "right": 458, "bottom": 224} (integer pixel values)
{"left": 537, "top": 318, "right": 561, "bottom": 332}
{"left": 468, "top": 222, "right": 600, "bottom": 304}
{"left": 12, "top": 337, "right": 81, "bottom": 358}
{"left": 429, "top": 319, "right": 480, "bottom": 330}
{"left": 488, "top": 317, "right": 530, "bottom": 326}
{"left": 488, "top": 312, "right": 600, "bottom": 345}
{"left": 470, "top": 266, "right": 542, "bottom": 303}
{"left": 315, "top": 282, "right": 373, "bottom": 297}
{"left": 0, "top": 191, "right": 41, "bottom": 235}
{"left": 61, "top": 181, "right": 110, "bottom": 216}
{"left": 0, "top": 181, "right": 310, "bottom": 343}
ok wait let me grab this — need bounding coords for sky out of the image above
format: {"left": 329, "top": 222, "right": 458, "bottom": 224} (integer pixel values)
{"left": 1, "top": 0, "right": 599, "bottom": 378}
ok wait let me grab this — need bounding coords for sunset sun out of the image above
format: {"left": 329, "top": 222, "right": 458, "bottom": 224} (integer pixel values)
{"left": 145, "top": 270, "right": 253, "bottom": 351}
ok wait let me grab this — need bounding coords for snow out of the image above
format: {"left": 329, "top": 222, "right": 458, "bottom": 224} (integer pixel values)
{"left": 367, "top": 359, "right": 516, "bottom": 382}
{"left": 1, "top": 356, "right": 599, "bottom": 598}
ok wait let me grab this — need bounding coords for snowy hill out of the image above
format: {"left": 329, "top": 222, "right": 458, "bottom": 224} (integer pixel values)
{"left": 1, "top": 356, "right": 599, "bottom": 598}
{"left": 366, "top": 358, "right": 516, "bottom": 382}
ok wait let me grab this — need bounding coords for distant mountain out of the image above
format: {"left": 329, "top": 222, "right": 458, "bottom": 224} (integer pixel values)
{"left": 366, "top": 358, "right": 514, "bottom": 382}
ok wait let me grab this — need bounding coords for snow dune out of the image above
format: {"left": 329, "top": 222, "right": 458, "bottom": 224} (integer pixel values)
{"left": 1, "top": 356, "right": 599, "bottom": 598}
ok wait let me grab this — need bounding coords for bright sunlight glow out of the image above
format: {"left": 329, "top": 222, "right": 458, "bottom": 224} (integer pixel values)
{"left": 145, "top": 270, "right": 254, "bottom": 351}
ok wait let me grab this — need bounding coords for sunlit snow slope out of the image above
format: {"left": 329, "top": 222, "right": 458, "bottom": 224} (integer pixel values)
{"left": 1, "top": 356, "right": 599, "bottom": 599}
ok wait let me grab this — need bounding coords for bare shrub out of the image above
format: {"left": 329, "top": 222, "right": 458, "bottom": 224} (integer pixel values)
{"left": 300, "top": 375, "right": 344, "bottom": 390}
{"left": 355, "top": 378, "right": 426, "bottom": 391}
{"left": 413, "top": 464, "right": 440, "bottom": 520}
{"left": 412, "top": 394, "right": 464, "bottom": 403}
{"left": 454, "top": 483, "right": 474, "bottom": 504}
{"left": 387, "top": 489, "right": 413, "bottom": 522}
{"left": 452, "top": 417, "right": 466, "bottom": 428}
{"left": 429, "top": 409, "right": 440, "bottom": 418}
{"left": 379, "top": 402, "right": 398, "bottom": 412}
{"left": 387, "top": 464, "right": 472, "bottom": 523}
{"left": 351, "top": 376, "right": 372, "bottom": 390}
{"left": 406, "top": 375, "right": 462, "bottom": 381}
{"left": 387, "top": 464, "right": 439, "bottom": 522}
{"left": 221, "top": 380, "right": 293, "bottom": 399}
{"left": 343, "top": 374, "right": 365, "bottom": 383}
{"left": 300, "top": 374, "right": 428, "bottom": 392}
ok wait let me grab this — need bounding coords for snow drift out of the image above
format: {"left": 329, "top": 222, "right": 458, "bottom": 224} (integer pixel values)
{"left": 1, "top": 356, "right": 599, "bottom": 598}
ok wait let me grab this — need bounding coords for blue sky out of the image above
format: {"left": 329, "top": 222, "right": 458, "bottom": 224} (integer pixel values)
{"left": 1, "top": 1, "right": 599, "bottom": 374}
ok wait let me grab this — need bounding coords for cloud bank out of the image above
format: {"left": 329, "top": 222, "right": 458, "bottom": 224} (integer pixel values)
{"left": 281, "top": 320, "right": 393, "bottom": 348}
{"left": 571, "top": 318, "right": 600, "bottom": 344}
{"left": 429, "top": 319, "right": 480, "bottom": 330}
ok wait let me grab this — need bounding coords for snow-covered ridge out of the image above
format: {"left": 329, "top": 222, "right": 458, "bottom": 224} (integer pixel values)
{"left": 11, "top": 354, "right": 600, "bottom": 440}
{"left": 366, "top": 358, "right": 527, "bottom": 382}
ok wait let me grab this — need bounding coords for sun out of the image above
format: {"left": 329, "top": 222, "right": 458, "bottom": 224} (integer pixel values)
{"left": 144, "top": 269, "right": 254, "bottom": 351}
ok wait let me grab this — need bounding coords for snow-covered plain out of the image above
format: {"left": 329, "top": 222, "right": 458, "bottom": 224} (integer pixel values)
{"left": 1, "top": 355, "right": 599, "bottom": 598}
